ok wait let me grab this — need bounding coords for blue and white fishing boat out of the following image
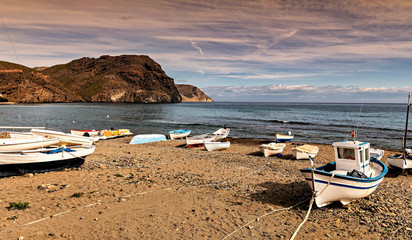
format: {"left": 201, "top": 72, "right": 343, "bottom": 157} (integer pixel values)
{"left": 129, "top": 134, "right": 166, "bottom": 144}
{"left": 169, "top": 129, "right": 191, "bottom": 140}
{"left": 300, "top": 140, "right": 388, "bottom": 207}
{"left": 275, "top": 132, "right": 293, "bottom": 143}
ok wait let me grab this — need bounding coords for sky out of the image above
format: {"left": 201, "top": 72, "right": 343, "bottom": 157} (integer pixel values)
{"left": 0, "top": 0, "right": 411, "bottom": 103}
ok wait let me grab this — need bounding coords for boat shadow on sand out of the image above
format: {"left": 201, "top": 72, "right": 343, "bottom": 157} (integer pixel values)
{"left": 249, "top": 181, "right": 313, "bottom": 209}
{"left": 249, "top": 181, "right": 352, "bottom": 209}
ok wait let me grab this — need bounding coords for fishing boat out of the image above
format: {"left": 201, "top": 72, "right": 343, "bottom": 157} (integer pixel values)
{"left": 370, "top": 148, "right": 385, "bottom": 161}
{"left": 213, "top": 126, "right": 230, "bottom": 141}
{"left": 0, "top": 136, "right": 59, "bottom": 151}
{"left": 275, "top": 132, "right": 293, "bottom": 143}
{"left": 292, "top": 144, "right": 319, "bottom": 160}
{"left": 129, "top": 134, "right": 166, "bottom": 144}
{"left": 186, "top": 134, "right": 216, "bottom": 147}
{"left": 204, "top": 141, "right": 230, "bottom": 151}
{"left": 387, "top": 92, "right": 412, "bottom": 170}
{"left": 259, "top": 143, "right": 286, "bottom": 157}
{"left": 31, "top": 129, "right": 97, "bottom": 146}
{"left": 169, "top": 129, "right": 191, "bottom": 140}
{"left": 0, "top": 144, "right": 95, "bottom": 177}
{"left": 300, "top": 140, "right": 388, "bottom": 207}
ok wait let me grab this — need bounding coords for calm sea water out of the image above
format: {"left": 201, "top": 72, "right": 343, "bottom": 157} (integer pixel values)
{"left": 0, "top": 102, "right": 410, "bottom": 149}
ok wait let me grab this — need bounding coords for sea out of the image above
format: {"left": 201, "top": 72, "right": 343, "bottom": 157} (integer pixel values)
{"left": 0, "top": 102, "right": 410, "bottom": 150}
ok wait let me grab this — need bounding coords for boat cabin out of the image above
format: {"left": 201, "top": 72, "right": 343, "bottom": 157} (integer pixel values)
{"left": 332, "top": 140, "right": 371, "bottom": 175}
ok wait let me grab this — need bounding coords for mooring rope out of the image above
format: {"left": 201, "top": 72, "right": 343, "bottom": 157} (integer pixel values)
{"left": 0, "top": 161, "right": 269, "bottom": 234}
{"left": 221, "top": 197, "right": 312, "bottom": 240}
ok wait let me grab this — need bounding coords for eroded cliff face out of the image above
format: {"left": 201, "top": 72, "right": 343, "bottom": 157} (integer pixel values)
{"left": 0, "top": 62, "right": 82, "bottom": 103}
{"left": 176, "top": 84, "right": 214, "bottom": 102}
{"left": 42, "top": 55, "right": 182, "bottom": 103}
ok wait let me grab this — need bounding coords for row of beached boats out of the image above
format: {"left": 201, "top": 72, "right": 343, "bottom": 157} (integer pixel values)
{"left": 0, "top": 127, "right": 133, "bottom": 177}
{"left": 129, "top": 127, "right": 232, "bottom": 152}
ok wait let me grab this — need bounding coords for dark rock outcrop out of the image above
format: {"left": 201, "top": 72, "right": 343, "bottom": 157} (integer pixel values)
{"left": 0, "top": 56, "right": 213, "bottom": 103}
{"left": 176, "top": 84, "right": 214, "bottom": 102}
{"left": 42, "top": 55, "right": 181, "bottom": 103}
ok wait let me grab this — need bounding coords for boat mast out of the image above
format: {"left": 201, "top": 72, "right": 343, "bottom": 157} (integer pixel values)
{"left": 403, "top": 91, "right": 411, "bottom": 164}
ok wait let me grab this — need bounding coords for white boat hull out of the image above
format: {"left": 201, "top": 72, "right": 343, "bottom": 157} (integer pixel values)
{"left": 387, "top": 156, "right": 412, "bottom": 169}
{"left": 300, "top": 159, "right": 387, "bottom": 207}
{"left": 213, "top": 128, "right": 230, "bottom": 141}
{"left": 259, "top": 143, "right": 286, "bottom": 157}
{"left": 70, "top": 130, "right": 100, "bottom": 137}
{"left": 31, "top": 129, "right": 96, "bottom": 146}
{"left": 169, "top": 130, "right": 191, "bottom": 140}
{"left": 186, "top": 134, "right": 215, "bottom": 146}
{"left": 275, "top": 133, "right": 293, "bottom": 143}
{"left": 204, "top": 141, "right": 230, "bottom": 151}
{"left": 0, "top": 145, "right": 95, "bottom": 177}
{"left": 0, "top": 137, "right": 59, "bottom": 151}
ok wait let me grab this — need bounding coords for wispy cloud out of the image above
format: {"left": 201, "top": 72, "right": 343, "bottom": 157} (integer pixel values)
{"left": 1, "top": 0, "right": 412, "bottom": 102}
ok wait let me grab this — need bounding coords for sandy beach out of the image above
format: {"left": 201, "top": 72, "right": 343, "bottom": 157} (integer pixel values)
{"left": 0, "top": 137, "right": 410, "bottom": 239}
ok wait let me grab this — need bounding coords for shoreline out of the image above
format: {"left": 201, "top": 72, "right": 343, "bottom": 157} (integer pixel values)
{"left": 0, "top": 137, "right": 410, "bottom": 239}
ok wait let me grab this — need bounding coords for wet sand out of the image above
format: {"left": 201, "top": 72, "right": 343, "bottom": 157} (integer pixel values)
{"left": 0, "top": 137, "right": 410, "bottom": 239}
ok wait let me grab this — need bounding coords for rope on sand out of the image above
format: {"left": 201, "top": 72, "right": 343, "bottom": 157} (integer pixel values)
{"left": 87, "top": 158, "right": 186, "bottom": 169}
{"left": 0, "top": 162, "right": 269, "bottom": 234}
{"left": 289, "top": 197, "right": 315, "bottom": 240}
{"left": 221, "top": 197, "right": 312, "bottom": 240}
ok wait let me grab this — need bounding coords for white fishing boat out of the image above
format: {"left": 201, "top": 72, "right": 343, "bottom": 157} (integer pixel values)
{"left": 169, "top": 129, "right": 191, "bottom": 140}
{"left": 370, "top": 148, "right": 385, "bottom": 161}
{"left": 0, "top": 136, "right": 59, "bottom": 151}
{"left": 259, "top": 143, "right": 286, "bottom": 157}
{"left": 31, "top": 129, "right": 97, "bottom": 146}
{"left": 186, "top": 134, "right": 216, "bottom": 147}
{"left": 292, "top": 144, "right": 319, "bottom": 160}
{"left": 0, "top": 144, "right": 95, "bottom": 177}
{"left": 300, "top": 140, "right": 388, "bottom": 207}
{"left": 204, "top": 141, "right": 230, "bottom": 151}
{"left": 275, "top": 132, "right": 293, "bottom": 143}
{"left": 387, "top": 92, "right": 412, "bottom": 170}
{"left": 213, "top": 127, "right": 230, "bottom": 141}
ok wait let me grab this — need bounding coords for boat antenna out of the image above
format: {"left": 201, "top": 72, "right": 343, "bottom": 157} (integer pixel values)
{"left": 0, "top": 13, "right": 20, "bottom": 64}
{"left": 355, "top": 78, "right": 368, "bottom": 141}
{"left": 403, "top": 91, "right": 411, "bottom": 164}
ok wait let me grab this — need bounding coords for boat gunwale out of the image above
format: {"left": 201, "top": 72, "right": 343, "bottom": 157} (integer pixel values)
{"left": 300, "top": 159, "right": 388, "bottom": 182}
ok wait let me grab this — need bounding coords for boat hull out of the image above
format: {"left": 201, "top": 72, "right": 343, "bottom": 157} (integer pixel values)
{"left": 387, "top": 156, "right": 412, "bottom": 169}
{"left": 169, "top": 130, "right": 191, "bottom": 140}
{"left": 300, "top": 159, "right": 388, "bottom": 207}
{"left": 204, "top": 142, "right": 230, "bottom": 151}
{"left": 0, "top": 137, "right": 59, "bottom": 151}
{"left": 259, "top": 143, "right": 286, "bottom": 157}
{"left": 31, "top": 129, "right": 96, "bottom": 146}
{"left": 186, "top": 134, "right": 215, "bottom": 146}
{"left": 70, "top": 130, "right": 100, "bottom": 137}
{"left": 129, "top": 134, "right": 166, "bottom": 144}
{"left": 275, "top": 133, "right": 293, "bottom": 143}
{"left": 0, "top": 145, "right": 95, "bottom": 177}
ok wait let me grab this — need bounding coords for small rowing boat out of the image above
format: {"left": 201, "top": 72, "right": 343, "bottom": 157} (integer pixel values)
{"left": 169, "top": 129, "right": 191, "bottom": 140}
{"left": 204, "top": 141, "right": 230, "bottom": 151}
{"left": 0, "top": 144, "right": 95, "bottom": 177}
{"left": 31, "top": 129, "right": 97, "bottom": 146}
{"left": 129, "top": 134, "right": 166, "bottom": 144}
{"left": 186, "top": 134, "right": 216, "bottom": 147}
{"left": 292, "top": 144, "right": 319, "bottom": 160}
{"left": 275, "top": 132, "right": 293, "bottom": 143}
{"left": 259, "top": 143, "right": 286, "bottom": 157}
{"left": 0, "top": 136, "right": 59, "bottom": 151}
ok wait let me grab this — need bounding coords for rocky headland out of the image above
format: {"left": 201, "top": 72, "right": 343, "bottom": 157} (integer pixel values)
{"left": 0, "top": 55, "right": 212, "bottom": 103}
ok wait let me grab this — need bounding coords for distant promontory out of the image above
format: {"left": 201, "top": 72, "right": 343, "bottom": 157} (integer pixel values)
{"left": 0, "top": 55, "right": 213, "bottom": 103}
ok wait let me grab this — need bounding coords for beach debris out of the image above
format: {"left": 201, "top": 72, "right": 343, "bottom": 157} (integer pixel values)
{"left": 38, "top": 184, "right": 70, "bottom": 193}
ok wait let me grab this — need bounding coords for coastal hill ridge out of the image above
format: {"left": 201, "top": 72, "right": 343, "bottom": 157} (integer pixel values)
{"left": 0, "top": 55, "right": 212, "bottom": 103}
